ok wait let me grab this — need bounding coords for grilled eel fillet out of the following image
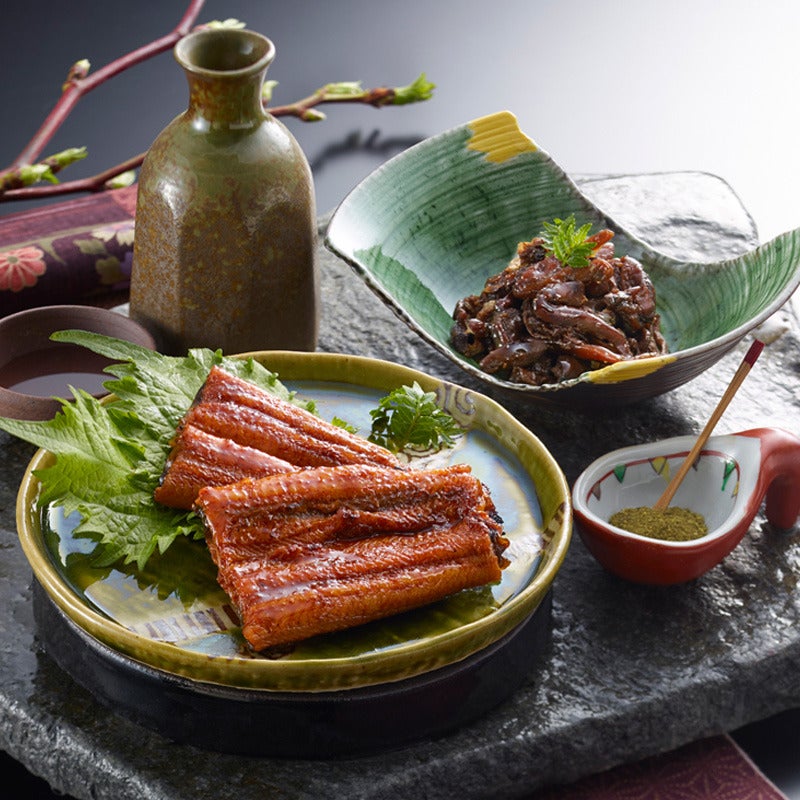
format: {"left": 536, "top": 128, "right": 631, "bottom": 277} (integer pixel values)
{"left": 154, "top": 366, "right": 401, "bottom": 509}
{"left": 196, "top": 463, "right": 510, "bottom": 651}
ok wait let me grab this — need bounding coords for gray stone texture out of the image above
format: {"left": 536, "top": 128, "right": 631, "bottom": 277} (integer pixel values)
{"left": 1, "top": 172, "right": 798, "bottom": 799}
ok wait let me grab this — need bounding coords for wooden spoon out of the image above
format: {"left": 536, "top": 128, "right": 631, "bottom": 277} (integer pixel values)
{"left": 653, "top": 338, "right": 764, "bottom": 511}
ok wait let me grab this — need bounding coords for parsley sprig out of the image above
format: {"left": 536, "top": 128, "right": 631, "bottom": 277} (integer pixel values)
{"left": 369, "top": 382, "right": 463, "bottom": 453}
{"left": 540, "top": 214, "right": 596, "bottom": 268}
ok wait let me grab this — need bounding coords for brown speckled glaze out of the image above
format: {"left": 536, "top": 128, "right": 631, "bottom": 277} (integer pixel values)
{"left": 130, "top": 29, "right": 318, "bottom": 355}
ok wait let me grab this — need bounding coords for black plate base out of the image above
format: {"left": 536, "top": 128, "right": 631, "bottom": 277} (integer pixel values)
{"left": 33, "top": 581, "right": 552, "bottom": 758}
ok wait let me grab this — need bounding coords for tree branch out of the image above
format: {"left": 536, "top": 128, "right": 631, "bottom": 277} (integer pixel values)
{"left": 10, "top": 0, "right": 206, "bottom": 169}
{"left": 0, "top": 0, "right": 434, "bottom": 204}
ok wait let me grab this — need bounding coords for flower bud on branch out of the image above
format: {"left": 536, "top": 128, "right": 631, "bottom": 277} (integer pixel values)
{"left": 62, "top": 59, "right": 91, "bottom": 92}
{"left": 267, "top": 74, "right": 435, "bottom": 122}
{"left": 0, "top": 147, "right": 87, "bottom": 193}
{"left": 0, "top": 0, "right": 434, "bottom": 204}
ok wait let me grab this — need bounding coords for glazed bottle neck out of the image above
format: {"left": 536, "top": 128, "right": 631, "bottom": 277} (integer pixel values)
{"left": 174, "top": 29, "right": 275, "bottom": 132}
{"left": 184, "top": 71, "right": 267, "bottom": 131}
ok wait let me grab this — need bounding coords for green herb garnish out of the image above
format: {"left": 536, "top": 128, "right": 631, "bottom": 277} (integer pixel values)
{"left": 0, "top": 333, "right": 462, "bottom": 569}
{"left": 0, "top": 330, "right": 308, "bottom": 570}
{"left": 368, "top": 381, "right": 463, "bottom": 454}
{"left": 331, "top": 416, "right": 358, "bottom": 434}
{"left": 539, "top": 214, "right": 596, "bottom": 268}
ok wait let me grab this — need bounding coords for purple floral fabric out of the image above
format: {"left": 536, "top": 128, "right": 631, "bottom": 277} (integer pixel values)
{"left": 0, "top": 186, "right": 137, "bottom": 317}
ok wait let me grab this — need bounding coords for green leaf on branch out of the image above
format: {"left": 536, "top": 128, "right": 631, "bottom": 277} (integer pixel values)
{"left": 9, "top": 147, "right": 89, "bottom": 189}
{"left": 203, "top": 18, "right": 246, "bottom": 29}
{"left": 392, "top": 73, "right": 435, "bottom": 105}
{"left": 50, "top": 147, "right": 88, "bottom": 169}
{"left": 323, "top": 81, "right": 368, "bottom": 98}
{"left": 18, "top": 163, "right": 59, "bottom": 186}
{"left": 106, "top": 169, "right": 136, "bottom": 189}
{"left": 261, "top": 79, "right": 278, "bottom": 103}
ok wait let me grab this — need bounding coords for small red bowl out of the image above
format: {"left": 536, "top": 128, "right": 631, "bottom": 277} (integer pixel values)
{"left": 0, "top": 305, "right": 156, "bottom": 421}
{"left": 572, "top": 427, "right": 800, "bottom": 584}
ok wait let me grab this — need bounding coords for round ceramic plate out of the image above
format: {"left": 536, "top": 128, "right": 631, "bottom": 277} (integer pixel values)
{"left": 32, "top": 580, "right": 554, "bottom": 756}
{"left": 17, "top": 352, "right": 571, "bottom": 692}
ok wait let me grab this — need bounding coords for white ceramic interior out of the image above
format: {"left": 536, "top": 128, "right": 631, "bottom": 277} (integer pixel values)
{"left": 573, "top": 433, "right": 762, "bottom": 546}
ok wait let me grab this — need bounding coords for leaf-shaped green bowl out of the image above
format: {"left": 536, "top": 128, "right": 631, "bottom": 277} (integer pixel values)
{"left": 325, "top": 111, "right": 800, "bottom": 406}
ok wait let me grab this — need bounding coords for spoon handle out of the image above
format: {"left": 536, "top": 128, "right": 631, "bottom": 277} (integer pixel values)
{"left": 653, "top": 339, "right": 764, "bottom": 511}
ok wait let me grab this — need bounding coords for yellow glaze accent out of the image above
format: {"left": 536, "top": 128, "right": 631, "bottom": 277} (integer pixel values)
{"left": 586, "top": 353, "right": 676, "bottom": 384}
{"left": 650, "top": 457, "right": 670, "bottom": 480}
{"left": 467, "top": 111, "right": 537, "bottom": 163}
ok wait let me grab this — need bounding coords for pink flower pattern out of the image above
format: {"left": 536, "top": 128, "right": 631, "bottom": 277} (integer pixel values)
{"left": 0, "top": 246, "right": 47, "bottom": 292}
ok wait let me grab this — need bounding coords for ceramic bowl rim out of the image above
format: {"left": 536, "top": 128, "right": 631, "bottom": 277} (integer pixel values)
{"left": 0, "top": 304, "right": 157, "bottom": 420}
{"left": 572, "top": 433, "right": 760, "bottom": 549}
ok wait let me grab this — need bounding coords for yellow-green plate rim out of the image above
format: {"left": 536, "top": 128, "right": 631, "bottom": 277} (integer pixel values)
{"left": 17, "top": 351, "right": 571, "bottom": 692}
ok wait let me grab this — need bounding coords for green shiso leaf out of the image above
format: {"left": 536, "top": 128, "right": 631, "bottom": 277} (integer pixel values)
{"left": 0, "top": 329, "right": 461, "bottom": 571}
{"left": 0, "top": 330, "right": 307, "bottom": 570}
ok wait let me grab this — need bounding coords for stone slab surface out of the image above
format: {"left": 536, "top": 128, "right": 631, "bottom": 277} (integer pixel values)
{"left": 1, "top": 172, "right": 799, "bottom": 800}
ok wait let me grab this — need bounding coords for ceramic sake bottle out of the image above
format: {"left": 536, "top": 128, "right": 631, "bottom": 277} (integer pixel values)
{"left": 130, "top": 28, "right": 319, "bottom": 355}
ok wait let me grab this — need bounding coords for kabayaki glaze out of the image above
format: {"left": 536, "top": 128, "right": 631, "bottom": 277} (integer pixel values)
{"left": 156, "top": 367, "right": 510, "bottom": 651}
{"left": 154, "top": 366, "right": 402, "bottom": 509}
{"left": 196, "top": 463, "right": 509, "bottom": 651}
